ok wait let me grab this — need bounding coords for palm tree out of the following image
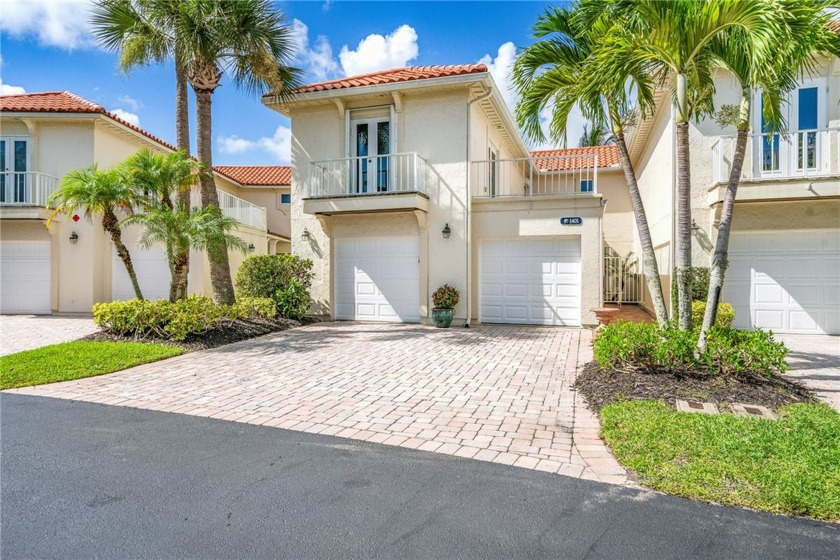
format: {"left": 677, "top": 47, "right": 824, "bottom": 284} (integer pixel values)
{"left": 697, "top": 1, "right": 840, "bottom": 350}
{"left": 578, "top": 121, "right": 614, "bottom": 147}
{"left": 175, "top": 0, "right": 300, "bottom": 304}
{"left": 92, "top": 0, "right": 195, "bottom": 297}
{"left": 583, "top": 0, "right": 778, "bottom": 330}
{"left": 122, "top": 149, "right": 202, "bottom": 300}
{"left": 48, "top": 165, "right": 145, "bottom": 300}
{"left": 122, "top": 205, "right": 248, "bottom": 302}
{"left": 513, "top": 4, "right": 670, "bottom": 325}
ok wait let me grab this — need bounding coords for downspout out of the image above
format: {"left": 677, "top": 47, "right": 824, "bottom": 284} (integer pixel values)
{"left": 465, "top": 84, "right": 493, "bottom": 328}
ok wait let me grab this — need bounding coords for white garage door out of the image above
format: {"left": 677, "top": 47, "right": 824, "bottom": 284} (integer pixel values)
{"left": 723, "top": 231, "right": 840, "bottom": 335}
{"left": 112, "top": 245, "right": 171, "bottom": 301}
{"left": 335, "top": 237, "right": 420, "bottom": 322}
{"left": 480, "top": 238, "right": 581, "bottom": 326}
{"left": 0, "top": 240, "right": 51, "bottom": 314}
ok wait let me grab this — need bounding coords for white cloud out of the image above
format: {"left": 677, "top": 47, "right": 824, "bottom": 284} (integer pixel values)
{"left": 217, "top": 125, "right": 292, "bottom": 164}
{"left": 118, "top": 95, "right": 142, "bottom": 112}
{"left": 0, "top": 0, "right": 96, "bottom": 50}
{"left": 339, "top": 25, "right": 419, "bottom": 76}
{"left": 292, "top": 19, "right": 339, "bottom": 81}
{"left": 111, "top": 108, "right": 141, "bottom": 127}
{"left": 0, "top": 80, "right": 26, "bottom": 96}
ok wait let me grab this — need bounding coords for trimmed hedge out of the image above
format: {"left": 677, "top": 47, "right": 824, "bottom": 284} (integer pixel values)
{"left": 235, "top": 254, "right": 314, "bottom": 320}
{"left": 692, "top": 300, "right": 735, "bottom": 328}
{"left": 93, "top": 295, "right": 276, "bottom": 341}
{"left": 593, "top": 321, "right": 789, "bottom": 378}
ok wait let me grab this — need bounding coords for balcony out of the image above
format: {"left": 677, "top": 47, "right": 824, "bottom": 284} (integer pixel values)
{"left": 218, "top": 190, "right": 267, "bottom": 231}
{"left": 0, "top": 172, "right": 60, "bottom": 219}
{"left": 471, "top": 154, "right": 600, "bottom": 198}
{"left": 710, "top": 127, "right": 840, "bottom": 204}
{"left": 305, "top": 153, "right": 430, "bottom": 216}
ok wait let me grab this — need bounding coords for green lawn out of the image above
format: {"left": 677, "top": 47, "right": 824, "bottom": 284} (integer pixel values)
{"left": 601, "top": 400, "right": 840, "bottom": 521}
{"left": 0, "top": 341, "right": 184, "bottom": 390}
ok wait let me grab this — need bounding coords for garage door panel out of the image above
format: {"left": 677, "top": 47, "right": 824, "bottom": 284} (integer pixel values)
{"left": 113, "top": 245, "right": 170, "bottom": 301}
{"left": 0, "top": 241, "right": 51, "bottom": 314}
{"left": 722, "top": 231, "right": 839, "bottom": 334}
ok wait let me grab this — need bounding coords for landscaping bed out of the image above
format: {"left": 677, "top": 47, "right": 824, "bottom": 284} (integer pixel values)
{"left": 575, "top": 361, "right": 813, "bottom": 412}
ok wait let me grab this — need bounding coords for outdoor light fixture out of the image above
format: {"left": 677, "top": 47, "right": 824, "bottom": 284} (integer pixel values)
{"left": 248, "top": 243, "right": 256, "bottom": 253}
{"left": 302, "top": 228, "right": 311, "bottom": 239}
{"left": 442, "top": 223, "right": 451, "bottom": 239}
{"left": 691, "top": 219, "right": 700, "bottom": 232}
{"left": 69, "top": 231, "right": 79, "bottom": 244}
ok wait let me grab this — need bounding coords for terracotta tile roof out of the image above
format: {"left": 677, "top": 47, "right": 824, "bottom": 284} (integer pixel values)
{"left": 213, "top": 165, "right": 291, "bottom": 186}
{"left": 0, "top": 91, "right": 177, "bottom": 151}
{"left": 530, "top": 145, "right": 620, "bottom": 170}
{"left": 285, "top": 64, "right": 488, "bottom": 94}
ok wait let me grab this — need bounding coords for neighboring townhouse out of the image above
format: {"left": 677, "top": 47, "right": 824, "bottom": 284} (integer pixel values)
{"left": 263, "top": 65, "right": 632, "bottom": 326}
{"left": 0, "top": 91, "right": 290, "bottom": 314}
{"left": 629, "top": 51, "right": 840, "bottom": 335}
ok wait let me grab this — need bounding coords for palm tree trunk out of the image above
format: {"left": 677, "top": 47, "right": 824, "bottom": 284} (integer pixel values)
{"left": 697, "top": 91, "right": 750, "bottom": 351}
{"left": 194, "top": 87, "right": 236, "bottom": 305}
{"left": 614, "top": 128, "right": 669, "bottom": 325}
{"left": 103, "top": 211, "right": 143, "bottom": 300}
{"left": 675, "top": 119, "right": 693, "bottom": 330}
{"left": 173, "top": 61, "right": 191, "bottom": 300}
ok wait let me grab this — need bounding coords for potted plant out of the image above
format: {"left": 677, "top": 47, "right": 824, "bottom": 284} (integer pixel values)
{"left": 431, "top": 284, "right": 459, "bottom": 328}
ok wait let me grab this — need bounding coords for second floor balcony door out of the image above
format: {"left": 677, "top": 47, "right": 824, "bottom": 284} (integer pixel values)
{"left": 0, "top": 137, "right": 29, "bottom": 204}
{"left": 352, "top": 118, "right": 390, "bottom": 194}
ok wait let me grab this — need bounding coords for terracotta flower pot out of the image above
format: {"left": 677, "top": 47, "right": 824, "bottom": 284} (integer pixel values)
{"left": 592, "top": 307, "right": 620, "bottom": 326}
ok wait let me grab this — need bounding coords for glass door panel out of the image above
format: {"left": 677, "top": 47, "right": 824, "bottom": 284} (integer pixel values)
{"left": 14, "top": 140, "right": 27, "bottom": 202}
{"left": 760, "top": 96, "right": 780, "bottom": 174}
{"left": 376, "top": 121, "right": 390, "bottom": 192}
{"left": 0, "top": 140, "right": 6, "bottom": 203}
{"left": 354, "top": 123, "right": 369, "bottom": 193}
{"left": 796, "top": 87, "right": 818, "bottom": 171}
{"left": 351, "top": 118, "right": 391, "bottom": 194}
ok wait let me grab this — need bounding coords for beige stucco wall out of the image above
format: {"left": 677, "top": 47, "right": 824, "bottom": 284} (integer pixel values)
{"left": 598, "top": 169, "right": 634, "bottom": 256}
{"left": 730, "top": 199, "right": 840, "bottom": 232}
{"left": 238, "top": 186, "right": 291, "bottom": 237}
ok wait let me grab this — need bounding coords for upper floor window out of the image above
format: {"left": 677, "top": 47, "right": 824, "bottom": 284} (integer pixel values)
{"left": 280, "top": 193, "right": 291, "bottom": 204}
{"left": 580, "top": 179, "right": 594, "bottom": 193}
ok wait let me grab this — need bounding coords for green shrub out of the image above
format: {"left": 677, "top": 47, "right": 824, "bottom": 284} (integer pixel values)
{"left": 93, "top": 299, "right": 172, "bottom": 338}
{"left": 432, "top": 284, "right": 460, "bottom": 309}
{"left": 233, "top": 296, "right": 277, "bottom": 320}
{"left": 164, "top": 296, "right": 235, "bottom": 341}
{"left": 235, "top": 254, "right": 314, "bottom": 318}
{"left": 691, "top": 300, "right": 735, "bottom": 328}
{"left": 593, "top": 320, "right": 789, "bottom": 378}
{"left": 671, "top": 267, "right": 711, "bottom": 322}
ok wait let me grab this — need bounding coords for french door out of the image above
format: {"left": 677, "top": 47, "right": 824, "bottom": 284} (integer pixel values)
{"left": 0, "top": 138, "right": 29, "bottom": 203}
{"left": 351, "top": 118, "right": 391, "bottom": 193}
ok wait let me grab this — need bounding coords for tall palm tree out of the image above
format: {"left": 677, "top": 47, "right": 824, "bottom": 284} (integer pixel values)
{"left": 48, "top": 165, "right": 145, "bottom": 300}
{"left": 122, "top": 205, "right": 248, "bottom": 302}
{"left": 176, "top": 0, "right": 300, "bottom": 304}
{"left": 122, "top": 149, "right": 202, "bottom": 300}
{"left": 578, "top": 121, "right": 614, "bottom": 147}
{"left": 514, "top": 4, "right": 670, "bottom": 325}
{"left": 583, "top": 0, "right": 778, "bottom": 330}
{"left": 697, "top": 1, "right": 840, "bottom": 350}
{"left": 92, "top": 0, "right": 195, "bottom": 295}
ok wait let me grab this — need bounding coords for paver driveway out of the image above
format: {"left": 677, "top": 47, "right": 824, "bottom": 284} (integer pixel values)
{"left": 0, "top": 315, "right": 99, "bottom": 357}
{"left": 778, "top": 335, "right": 840, "bottom": 411}
{"left": 9, "top": 322, "right": 628, "bottom": 484}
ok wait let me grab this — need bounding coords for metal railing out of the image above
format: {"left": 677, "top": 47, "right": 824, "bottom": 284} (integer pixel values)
{"left": 604, "top": 252, "right": 641, "bottom": 304}
{"left": 471, "top": 154, "right": 599, "bottom": 198}
{"left": 712, "top": 127, "right": 838, "bottom": 184}
{"left": 0, "top": 172, "right": 60, "bottom": 206}
{"left": 308, "top": 153, "right": 428, "bottom": 198}
{"left": 218, "top": 190, "right": 267, "bottom": 231}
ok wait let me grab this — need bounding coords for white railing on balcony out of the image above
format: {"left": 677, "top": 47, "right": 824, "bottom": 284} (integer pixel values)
{"left": 712, "top": 127, "right": 838, "bottom": 184}
{"left": 218, "top": 190, "right": 267, "bottom": 231}
{"left": 471, "top": 154, "right": 599, "bottom": 198}
{"left": 308, "top": 153, "right": 428, "bottom": 198}
{"left": 0, "top": 172, "right": 60, "bottom": 206}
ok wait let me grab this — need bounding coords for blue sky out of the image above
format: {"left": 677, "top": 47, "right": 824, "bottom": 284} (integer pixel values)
{"left": 1, "top": 1, "right": 581, "bottom": 165}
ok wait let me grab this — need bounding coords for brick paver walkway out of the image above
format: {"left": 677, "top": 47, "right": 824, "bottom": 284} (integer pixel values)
{"left": 0, "top": 315, "right": 99, "bottom": 356}
{"left": 8, "top": 323, "right": 628, "bottom": 484}
{"left": 778, "top": 334, "right": 840, "bottom": 411}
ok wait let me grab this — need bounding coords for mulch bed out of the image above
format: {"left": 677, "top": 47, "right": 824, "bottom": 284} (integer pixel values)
{"left": 82, "top": 317, "right": 319, "bottom": 352}
{"left": 575, "top": 361, "right": 815, "bottom": 413}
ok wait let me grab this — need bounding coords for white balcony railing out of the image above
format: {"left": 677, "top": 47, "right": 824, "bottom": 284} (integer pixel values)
{"left": 471, "top": 154, "right": 599, "bottom": 198}
{"left": 308, "top": 153, "right": 428, "bottom": 198}
{"left": 218, "top": 190, "right": 267, "bottom": 231}
{"left": 0, "top": 172, "right": 60, "bottom": 206}
{"left": 712, "top": 127, "right": 838, "bottom": 184}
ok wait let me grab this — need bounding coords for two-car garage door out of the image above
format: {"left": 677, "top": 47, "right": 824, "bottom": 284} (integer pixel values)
{"left": 480, "top": 238, "right": 581, "bottom": 326}
{"left": 723, "top": 231, "right": 839, "bottom": 335}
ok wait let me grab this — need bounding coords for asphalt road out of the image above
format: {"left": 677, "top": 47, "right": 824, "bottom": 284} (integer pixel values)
{"left": 2, "top": 394, "right": 837, "bottom": 559}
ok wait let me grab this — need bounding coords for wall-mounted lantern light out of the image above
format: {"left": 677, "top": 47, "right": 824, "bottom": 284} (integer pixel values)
{"left": 69, "top": 231, "right": 79, "bottom": 244}
{"left": 691, "top": 219, "right": 700, "bottom": 232}
{"left": 302, "top": 228, "right": 311, "bottom": 239}
{"left": 442, "top": 223, "right": 451, "bottom": 239}
{"left": 248, "top": 243, "right": 256, "bottom": 253}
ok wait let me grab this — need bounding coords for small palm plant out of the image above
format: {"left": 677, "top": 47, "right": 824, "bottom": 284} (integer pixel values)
{"left": 48, "top": 165, "right": 145, "bottom": 300}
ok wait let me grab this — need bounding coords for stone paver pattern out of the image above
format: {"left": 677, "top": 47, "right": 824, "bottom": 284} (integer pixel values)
{"left": 8, "top": 322, "right": 628, "bottom": 485}
{"left": 778, "top": 334, "right": 840, "bottom": 411}
{"left": 0, "top": 315, "right": 99, "bottom": 357}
